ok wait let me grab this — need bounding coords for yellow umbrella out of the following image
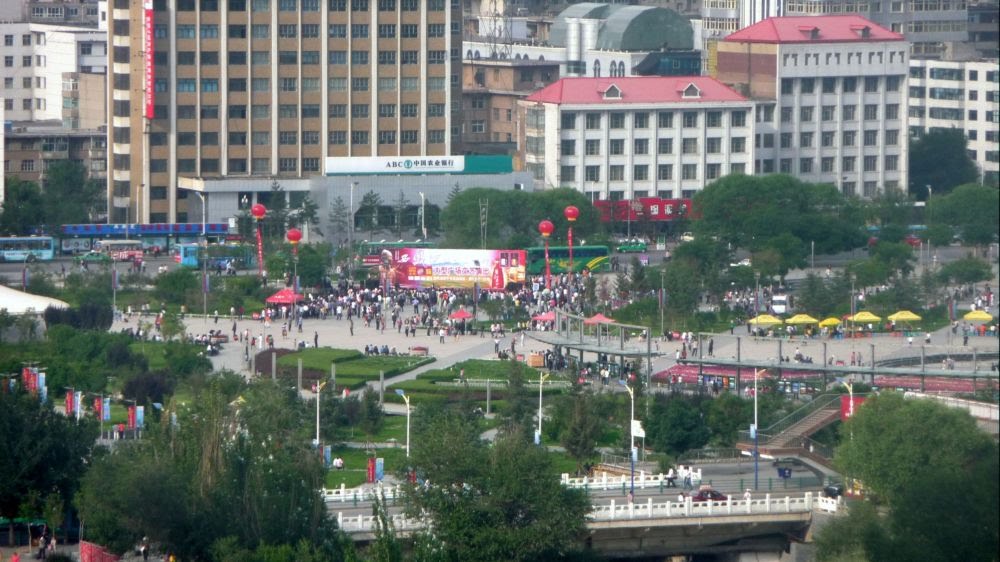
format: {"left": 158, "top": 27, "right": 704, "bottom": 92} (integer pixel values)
{"left": 887, "top": 310, "right": 922, "bottom": 323}
{"left": 749, "top": 314, "right": 784, "bottom": 326}
{"left": 850, "top": 311, "right": 881, "bottom": 323}
{"left": 963, "top": 309, "right": 994, "bottom": 322}
{"left": 785, "top": 313, "right": 819, "bottom": 325}
{"left": 818, "top": 317, "right": 841, "bottom": 328}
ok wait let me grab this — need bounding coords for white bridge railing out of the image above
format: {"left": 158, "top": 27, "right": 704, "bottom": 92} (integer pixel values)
{"left": 560, "top": 470, "right": 702, "bottom": 491}
{"left": 333, "top": 492, "right": 842, "bottom": 534}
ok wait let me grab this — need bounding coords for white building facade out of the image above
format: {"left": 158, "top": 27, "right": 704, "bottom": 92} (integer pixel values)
{"left": 0, "top": 22, "right": 106, "bottom": 122}
{"left": 519, "top": 76, "right": 756, "bottom": 200}
{"left": 907, "top": 58, "right": 1000, "bottom": 185}
{"left": 717, "top": 16, "right": 910, "bottom": 197}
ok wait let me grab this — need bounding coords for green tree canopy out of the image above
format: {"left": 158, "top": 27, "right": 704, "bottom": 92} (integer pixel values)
{"left": 930, "top": 183, "right": 1000, "bottom": 247}
{"left": 909, "top": 129, "right": 979, "bottom": 198}
{"left": 42, "top": 160, "right": 104, "bottom": 227}
{"left": 0, "top": 177, "right": 46, "bottom": 235}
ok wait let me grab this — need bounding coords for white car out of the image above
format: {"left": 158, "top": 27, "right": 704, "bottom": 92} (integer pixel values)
{"left": 730, "top": 258, "right": 752, "bottom": 268}
{"left": 680, "top": 232, "right": 695, "bottom": 242}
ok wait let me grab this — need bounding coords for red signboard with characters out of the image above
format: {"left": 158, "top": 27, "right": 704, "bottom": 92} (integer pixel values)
{"left": 840, "top": 394, "right": 866, "bottom": 421}
{"left": 143, "top": 1, "right": 155, "bottom": 119}
{"left": 593, "top": 198, "right": 695, "bottom": 223}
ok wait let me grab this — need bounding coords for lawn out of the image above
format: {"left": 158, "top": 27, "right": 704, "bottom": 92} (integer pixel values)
{"left": 276, "top": 349, "right": 434, "bottom": 389}
{"left": 324, "top": 446, "right": 410, "bottom": 489}
{"left": 277, "top": 348, "right": 364, "bottom": 370}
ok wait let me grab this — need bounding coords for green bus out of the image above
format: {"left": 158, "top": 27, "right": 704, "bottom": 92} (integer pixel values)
{"left": 525, "top": 245, "right": 610, "bottom": 274}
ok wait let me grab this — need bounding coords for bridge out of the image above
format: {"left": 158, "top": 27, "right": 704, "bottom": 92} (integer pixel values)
{"left": 323, "top": 475, "right": 840, "bottom": 558}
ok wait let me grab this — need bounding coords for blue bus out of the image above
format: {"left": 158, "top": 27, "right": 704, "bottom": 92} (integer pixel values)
{"left": 0, "top": 236, "right": 57, "bottom": 262}
{"left": 175, "top": 243, "right": 256, "bottom": 270}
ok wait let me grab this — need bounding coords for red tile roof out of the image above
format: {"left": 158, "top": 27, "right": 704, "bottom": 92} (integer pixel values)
{"left": 724, "top": 15, "right": 904, "bottom": 44}
{"left": 525, "top": 76, "right": 748, "bottom": 105}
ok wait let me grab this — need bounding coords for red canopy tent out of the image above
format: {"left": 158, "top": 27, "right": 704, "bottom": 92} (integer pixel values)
{"left": 266, "top": 288, "right": 304, "bottom": 304}
{"left": 449, "top": 309, "right": 474, "bottom": 320}
{"left": 532, "top": 310, "right": 555, "bottom": 322}
{"left": 583, "top": 313, "right": 615, "bottom": 325}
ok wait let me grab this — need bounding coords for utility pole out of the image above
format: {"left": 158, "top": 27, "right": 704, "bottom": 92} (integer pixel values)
{"left": 479, "top": 199, "right": 489, "bottom": 249}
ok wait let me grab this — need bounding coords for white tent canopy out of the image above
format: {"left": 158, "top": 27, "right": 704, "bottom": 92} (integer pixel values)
{"left": 0, "top": 284, "right": 69, "bottom": 315}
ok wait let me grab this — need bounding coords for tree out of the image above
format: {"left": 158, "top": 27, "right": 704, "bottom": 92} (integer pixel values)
{"left": 0, "top": 177, "right": 45, "bottom": 235}
{"left": 403, "top": 407, "right": 591, "bottom": 562}
{"left": 392, "top": 191, "right": 409, "bottom": 237}
{"left": 937, "top": 256, "right": 993, "bottom": 286}
{"left": 909, "top": 129, "right": 979, "bottom": 199}
{"left": 559, "top": 390, "right": 603, "bottom": 474}
{"left": 359, "top": 388, "right": 385, "bottom": 440}
{"left": 0, "top": 392, "right": 97, "bottom": 528}
{"left": 42, "top": 160, "right": 103, "bottom": 227}
{"left": 328, "top": 196, "right": 351, "bottom": 247}
{"left": 930, "top": 183, "right": 1000, "bottom": 248}
{"left": 357, "top": 191, "right": 382, "bottom": 238}
{"left": 646, "top": 394, "right": 709, "bottom": 456}
{"left": 820, "top": 393, "right": 999, "bottom": 562}
{"left": 660, "top": 260, "right": 700, "bottom": 317}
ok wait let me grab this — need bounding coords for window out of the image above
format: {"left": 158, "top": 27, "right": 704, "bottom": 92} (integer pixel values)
{"left": 682, "top": 112, "right": 697, "bottom": 127}
{"left": 842, "top": 131, "right": 856, "bottom": 146}
{"left": 730, "top": 137, "right": 745, "bottom": 153}
{"left": 706, "top": 163, "right": 721, "bottom": 180}
{"left": 864, "top": 104, "right": 878, "bottom": 120}
{"left": 781, "top": 108, "right": 793, "bottom": 123}
{"left": 378, "top": 104, "right": 396, "bottom": 118}
{"left": 863, "top": 155, "right": 878, "bottom": 172}
{"left": 822, "top": 77, "right": 837, "bottom": 93}
{"left": 781, "top": 79, "right": 793, "bottom": 95}
{"left": 585, "top": 139, "right": 601, "bottom": 155}
{"left": 400, "top": 104, "right": 417, "bottom": 117}
{"left": 609, "top": 113, "right": 625, "bottom": 129}
{"left": 886, "top": 76, "right": 901, "bottom": 91}
{"left": 351, "top": 104, "right": 369, "bottom": 118}
{"left": 251, "top": 24, "right": 269, "bottom": 38}
{"left": 657, "top": 164, "right": 673, "bottom": 180}
{"left": 800, "top": 132, "right": 813, "bottom": 148}
{"left": 352, "top": 0, "right": 368, "bottom": 10}
{"left": 822, "top": 105, "right": 836, "bottom": 121}
{"left": 864, "top": 76, "right": 879, "bottom": 92}
{"left": 351, "top": 24, "right": 369, "bottom": 38}
{"left": 634, "top": 165, "right": 649, "bottom": 181}
{"left": 731, "top": 163, "right": 745, "bottom": 175}
{"left": 378, "top": 131, "right": 396, "bottom": 144}
{"left": 885, "top": 155, "right": 898, "bottom": 171}
{"left": 657, "top": 138, "right": 673, "bottom": 154}
{"left": 229, "top": 78, "right": 247, "bottom": 91}
{"left": 885, "top": 104, "right": 899, "bottom": 120}
{"left": 658, "top": 111, "right": 673, "bottom": 128}
{"left": 780, "top": 133, "right": 792, "bottom": 149}
{"left": 585, "top": 166, "right": 600, "bottom": 182}
{"left": 378, "top": 78, "right": 396, "bottom": 91}
{"left": 252, "top": 51, "right": 270, "bottom": 65}
{"left": 229, "top": 51, "right": 247, "bottom": 65}
{"left": 682, "top": 164, "right": 697, "bottom": 180}
{"left": 843, "top": 77, "right": 857, "bottom": 92}
{"left": 278, "top": 24, "right": 297, "bottom": 38}
{"left": 821, "top": 157, "right": 834, "bottom": 172}
{"left": 252, "top": 158, "right": 270, "bottom": 173}
{"left": 351, "top": 131, "right": 369, "bottom": 144}
{"left": 279, "top": 131, "right": 298, "bottom": 145}
{"left": 177, "top": 132, "right": 197, "bottom": 145}
{"left": 799, "top": 106, "right": 814, "bottom": 122}
{"left": 328, "top": 104, "right": 347, "bottom": 118}
{"left": 200, "top": 24, "right": 219, "bottom": 38}
{"left": 609, "top": 165, "right": 624, "bottom": 181}
{"left": 427, "top": 130, "right": 444, "bottom": 144}
{"left": 252, "top": 105, "right": 270, "bottom": 118}
{"left": 252, "top": 132, "right": 270, "bottom": 145}
{"left": 201, "top": 79, "right": 219, "bottom": 92}
{"left": 252, "top": 78, "right": 269, "bottom": 92}
{"left": 560, "top": 166, "right": 576, "bottom": 181}
{"left": 634, "top": 139, "right": 649, "bottom": 155}
{"left": 843, "top": 105, "right": 856, "bottom": 120}
{"left": 329, "top": 131, "right": 346, "bottom": 144}
{"left": 401, "top": 51, "right": 419, "bottom": 65}
{"left": 585, "top": 113, "right": 601, "bottom": 129}
{"left": 800, "top": 78, "right": 814, "bottom": 94}
{"left": 706, "top": 137, "right": 721, "bottom": 153}
{"left": 682, "top": 138, "right": 698, "bottom": 154}
{"left": 560, "top": 140, "right": 575, "bottom": 156}
{"left": 279, "top": 158, "right": 297, "bottom": 172}
{"left": 885, "top": 129, "right": 899, "bottom": 145}
{"left": 864, "top": 130, "right": 878, "bottom": 146}
{"left": 351, "top": 77, "right": 369, "bottom": 91}
{"left": 799, "top": 158, "right": 813, "bottom": 174}
{"left": 201, "top": 106, "right": 219, "bottom": 119}
{"left": 731, "top": 110, "right": 746, "bottom": 127}
{"left": 280, "top": 78, "right": 297, "bottom": 92}
{"left": 379, "top": 0, "right": 395, "bottom": 9}
{"left": 401, "top": 130, "right": 418, "bottom": 144}
{"left": 842, "top": 156, "right": 855, "bottom": 172}
{"left": 780, "top": 159, "right": 792, "bottom": 173}
{"left": 634, "top": 112, "right": 649, "bottom": 128}
{"left": 229, "top": 132, "right": 247, "bottom": 145}
{"left": 706, "top": 111, "right": 722, "bottom": 127}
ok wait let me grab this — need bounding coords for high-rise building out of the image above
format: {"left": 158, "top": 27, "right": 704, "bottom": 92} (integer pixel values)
{"left": 107, "top": 0, "right": 462, "bottom": 224}
{"left": 716, "top": 15, "right": 910, "bottom": 197}
{"left": 907, "top": 58, "right": 1000, "bottom": 185}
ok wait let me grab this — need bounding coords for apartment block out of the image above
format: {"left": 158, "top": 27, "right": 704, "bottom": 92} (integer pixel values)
{"left": 108, "top": 0, "right": 462, "bottom": 225}
{"left": 518, "top": 76, "right": 755, "bottom": 200}
{"left": 908, "top": 58, "right": 1000, "bottom": 184}
{"left": 717, "top": 16, "right": 909, "bottom": 197}
{"left": 0, "top": 22, "right": 106, "bottom": 122}
{"left": 460, "top": 57, "right": 559, "bottom": 154}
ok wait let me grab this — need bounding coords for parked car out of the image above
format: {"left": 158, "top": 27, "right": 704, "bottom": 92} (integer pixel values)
{"left": 772, "top": 457, "right": 806, "bottom": 470}
{"left": 691, "top": 487, "right": 729, "bottom": 502}
{"left": 823, "top": 483, "right": 845, "bottom": 498}
{"left": 679, "top": 232, "right": 695, "bottom": 242}
{"left": 729, "top": 258, "right": 752, "bottom": 268}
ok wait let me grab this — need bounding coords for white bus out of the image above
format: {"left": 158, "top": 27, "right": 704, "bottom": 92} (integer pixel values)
{"left": 95, "top": 239, "right": 144, "bottom": 261}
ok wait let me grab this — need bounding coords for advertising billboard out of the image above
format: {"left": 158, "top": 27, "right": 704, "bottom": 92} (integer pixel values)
{"left": 143, "top": 1, "right": 155, "bottom": 119}
{"left": 383, "top": 248, "right": 526, "bottom": 289}
{"left": 840, "top": 394, "right": 866, "bottom": 421}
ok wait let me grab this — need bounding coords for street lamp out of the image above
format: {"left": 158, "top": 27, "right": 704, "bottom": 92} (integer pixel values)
{"left": 564, "top": 205, "right": 579, "bottom": 274}
{"left": 538, "top": 219, "right": 554, "bottom": 290}
{"left": 839, "top": 378, "right": 855, "bottom": 441}
{"left": 419, "top": 192, "right": 427, "bottom": 240}
{"left": 751, "top": 369, "right": 761, "bottom": 490}
{"left": 618, "top": 378, "right": 636, "bottom": 496}
{"left": 251, "top": 203, "right": 267, "bottom": 278}
{"left": 193, "top": 192, "right": 209, "bottom": 323}
{"left": 287, "top": 228, "right": 302, "bottom": 323}
{"left": 395, "top": 389, "right": 411, "bottom": 457}
{"left": 314, "top": 380, "right": 327, "bottom": 446}
{"left": 535, "top": 372, "right": 550, "bottom": 445}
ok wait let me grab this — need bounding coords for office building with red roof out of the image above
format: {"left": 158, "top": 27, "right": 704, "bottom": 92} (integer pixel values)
{"left": 716, "top": 16, "right": 909, "bottom": 197}
{"left": 517, "top": 76, "right": 755, "bottom": 199}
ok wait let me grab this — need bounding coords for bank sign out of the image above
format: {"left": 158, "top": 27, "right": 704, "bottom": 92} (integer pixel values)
{"left": 325, "top": 156, "right": 465, "bottom": 175}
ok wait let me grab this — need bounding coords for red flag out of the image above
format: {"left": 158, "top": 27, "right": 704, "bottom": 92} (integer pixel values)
{"left": 66, "top": 392, "right": 75, "bottom": 417}
{"left": 127, "top": 406, "right": 137, "bottom": 429}
{"left": 80, "top": 540, "right": 121, "bottom": 562}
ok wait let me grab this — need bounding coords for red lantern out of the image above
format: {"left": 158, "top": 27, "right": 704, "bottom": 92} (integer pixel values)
{"left": 251, "top": 203, "right": 267, "bottom": 220}
{"left": 286, "top": 228, "right": 302, "bottom": 244}
{"left": 537, "top": 220, "right": 554, "bottom": 238}
{"left": 564, "top": 205, "right": 579, "bottom": 222}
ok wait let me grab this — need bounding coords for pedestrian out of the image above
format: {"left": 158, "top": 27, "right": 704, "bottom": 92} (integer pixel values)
{"left": 314, "top": 331, "right": 319, "bottom": 348}
{"left": 744, "top": 489, "right": 752, "bottom": 503}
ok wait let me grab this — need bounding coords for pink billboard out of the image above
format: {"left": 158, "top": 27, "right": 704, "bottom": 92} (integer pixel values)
{"left": 384, "top": 248, "right": 526, "bottom": 289}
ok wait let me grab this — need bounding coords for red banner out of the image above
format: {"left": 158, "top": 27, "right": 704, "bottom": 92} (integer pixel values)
{"left": 367, "top": 457, "right": 376, "bottom": 483}
{"left": 593, "top": 198, "right": 694, "bottom": 222}
{"left": 65, "top": 391, "right": 75, "bottom": 417}
{"left": 94, "top": 397, "right": 103, "bottom": 420}
{"left": 840, "top": 395, "right": 866, "bottom": 421}
{"left": 80, "top": 540, "right": 121, "bottom": 562}
{"left": 143, "top": 1, "right": 155, "bottom": 119}
{"left": 127, "top": 406, "right": 137, "bottom": 429}
{"left": 255, "top": 225, "right": 265, "bottom": 277}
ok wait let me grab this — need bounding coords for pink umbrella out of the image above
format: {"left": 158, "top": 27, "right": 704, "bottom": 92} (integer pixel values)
{"left": 583, "top": 313, "right": 615, "bottom": 325}
{"left": 532, "top": 310, "right": 555, "bottom": 322}
{"left": 265, "top": 288, "right": 304, "bottom": 304}
{"left": 449, "top": 309, "right": 474, "bottom": 320}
